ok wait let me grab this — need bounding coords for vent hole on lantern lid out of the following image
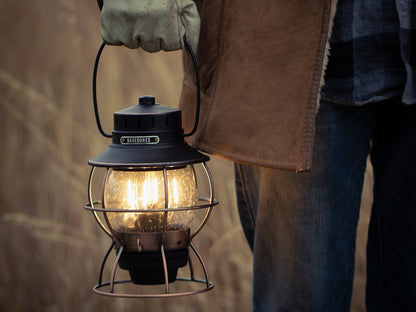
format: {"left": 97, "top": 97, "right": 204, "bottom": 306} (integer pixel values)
{"left": 124, "top": 118, "right": 128, "bottom": 129}
{"left": 137, "top": 117, "right": 141, "bottom": 128}
{"left": 165, "top": 116, "right": 169, "bottom": 127}
{"left": 151, "top": 117, "right": 155, "bottom": 128}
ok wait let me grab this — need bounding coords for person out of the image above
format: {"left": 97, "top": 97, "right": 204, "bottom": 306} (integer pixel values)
{"left": 99, "top": 0, "right": 416, "bottom": 311}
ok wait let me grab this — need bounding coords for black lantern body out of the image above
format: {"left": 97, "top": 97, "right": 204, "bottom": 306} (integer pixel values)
{"left": 85, "top": 96, "right": 218, "bottom": 298}
{"left": 90, "top": 96, "right": 208, "bottom": 167}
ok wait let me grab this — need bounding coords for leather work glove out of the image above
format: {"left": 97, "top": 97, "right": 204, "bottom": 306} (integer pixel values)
{"left": 100, "top": 0, "right": 200, "bottom": 53}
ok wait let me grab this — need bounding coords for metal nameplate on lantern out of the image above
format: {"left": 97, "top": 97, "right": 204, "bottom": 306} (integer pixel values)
{"left": 120, "top": 136, "right": 160, "bottom": 145}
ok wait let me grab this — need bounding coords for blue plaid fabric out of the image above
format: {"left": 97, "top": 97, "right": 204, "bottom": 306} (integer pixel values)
{"left": 321, "top": 0, "right": 416, "bottom": 105}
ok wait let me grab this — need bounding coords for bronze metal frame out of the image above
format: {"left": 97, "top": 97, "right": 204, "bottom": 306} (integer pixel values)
{"left": 84, "top": 162, "right": 218, "bottom": 298}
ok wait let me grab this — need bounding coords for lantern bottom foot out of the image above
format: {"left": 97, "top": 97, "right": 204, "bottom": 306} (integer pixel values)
{"left": 93, "top": 241, "right": 214, "bottom": 298}
{"left": 118, "top": 248, "right": 188, "bottom": 285}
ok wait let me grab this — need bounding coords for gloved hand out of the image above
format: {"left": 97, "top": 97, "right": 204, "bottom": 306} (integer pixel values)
{"left": 100, "top": 0, "right": 200, "bottom": 53}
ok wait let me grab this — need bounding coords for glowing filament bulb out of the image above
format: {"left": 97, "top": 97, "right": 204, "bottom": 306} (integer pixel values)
{"left": 170, "top": 177, "right": 179, "bottom": 208}
{"left": 121, "top": 179, "right": 137, "bottom": 224}
{"left": 104, "top": 167, "right": 197, "bottom": 233}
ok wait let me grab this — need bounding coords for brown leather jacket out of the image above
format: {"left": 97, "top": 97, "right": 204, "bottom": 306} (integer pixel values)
{"left": 180, "top": 0, "right": 337, "bottom": 171}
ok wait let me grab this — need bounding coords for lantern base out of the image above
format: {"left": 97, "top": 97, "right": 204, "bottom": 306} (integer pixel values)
{"left": 118, "top": 248, "right": 188, "bottom": 285}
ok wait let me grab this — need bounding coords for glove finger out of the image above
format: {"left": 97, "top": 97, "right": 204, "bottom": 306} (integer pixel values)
{"left": 123, "top": 35, "right": 140, "bottom": 49}
{"left": 101, "top": 4, "right": 140, "bottom": 49}
{"left": 101, "top": 21, "right": 123, "bottom": 46}
{"left": 159, "top": 38, "right": 182, "bottom": 51}
{"left": 140, "top": 40, "right": 162, "bottom": 53}
{"left": 102, "top": 32, "right": 140, "bottom": 49}
{"left": 179, "top": 0, "right": 200, "bottom": 54}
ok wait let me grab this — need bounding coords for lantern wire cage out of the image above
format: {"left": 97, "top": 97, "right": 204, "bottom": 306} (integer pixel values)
{"left": 84, "top": 162, "right": 218, "bottom": 297}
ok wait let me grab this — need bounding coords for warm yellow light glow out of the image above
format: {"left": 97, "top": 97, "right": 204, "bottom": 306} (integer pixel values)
{"left": 103, "top": 166, "right": 197, "bottom": 232}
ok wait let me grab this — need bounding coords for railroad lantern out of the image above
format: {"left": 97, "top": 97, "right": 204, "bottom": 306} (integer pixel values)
{"left": 84, "top": 42, "right": 217, "bottom": 298}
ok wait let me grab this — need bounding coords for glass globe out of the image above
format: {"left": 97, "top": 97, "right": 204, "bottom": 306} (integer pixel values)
{"left": 103, "top": 166, "right": 197, "bottom": 233}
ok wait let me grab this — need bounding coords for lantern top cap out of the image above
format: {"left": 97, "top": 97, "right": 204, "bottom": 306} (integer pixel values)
{"left": 89, "top": 95, "right": 209, "bottom": 168}
{"left": 115, "top": 96, "right": 179, "bottom": 116}
{"left": 138, "top": 95, "right": 155, "bottom": 106}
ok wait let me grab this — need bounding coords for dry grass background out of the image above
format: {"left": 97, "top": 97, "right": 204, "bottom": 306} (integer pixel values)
{"left": 0, "top": 1, "right": 372, "bottom": 311}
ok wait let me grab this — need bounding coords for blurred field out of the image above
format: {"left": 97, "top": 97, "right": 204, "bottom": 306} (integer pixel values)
{"left": 0, "top": 1, "right": 372, "bottom": 311}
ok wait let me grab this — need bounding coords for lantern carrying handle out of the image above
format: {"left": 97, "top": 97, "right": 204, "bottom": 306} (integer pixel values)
{"left": 92, "top": 42, "right": 111, "bottom": 138}
{"left": 92, "top": 38, "right": 201, "bottom": 138}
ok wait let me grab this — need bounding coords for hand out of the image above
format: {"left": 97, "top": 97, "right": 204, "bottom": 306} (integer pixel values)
{"left": 100, "top": 0, "right": 200, "bottom": 53}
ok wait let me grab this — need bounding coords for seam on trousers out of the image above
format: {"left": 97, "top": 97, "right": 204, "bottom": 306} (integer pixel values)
{"left": 374, "top": 185, "right": 384, "bottom": 312}
{"left": 236, "top": 163, "right": 256, "bottom": 232}
{"left": 372, "top": 128, "right": 384, "bottom": 312}
{"left": 341, "top": 258, "right": 356, "bottom": 312}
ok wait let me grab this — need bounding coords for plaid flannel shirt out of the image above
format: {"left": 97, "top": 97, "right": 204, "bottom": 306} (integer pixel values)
{"left": 321, "top": 0, "right": 416, "bottom": 105}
